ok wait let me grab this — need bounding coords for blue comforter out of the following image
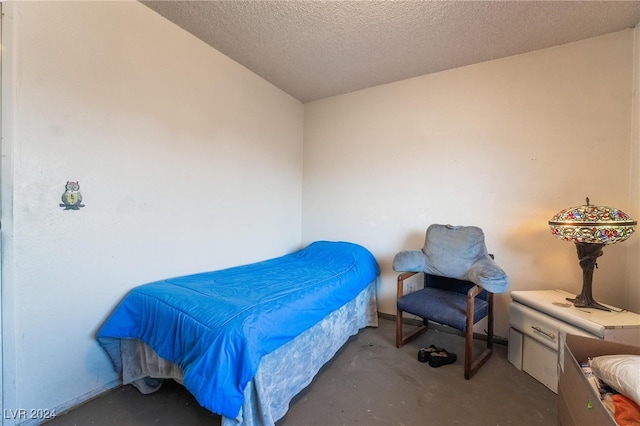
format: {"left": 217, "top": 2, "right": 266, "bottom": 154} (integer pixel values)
{"left": 97, "top": 241, "right": 379, "bottom": 419}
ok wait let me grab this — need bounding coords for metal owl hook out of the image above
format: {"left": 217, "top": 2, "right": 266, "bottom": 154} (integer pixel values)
{"left": 60, "top": 181, "right": 85, "bottom": 210}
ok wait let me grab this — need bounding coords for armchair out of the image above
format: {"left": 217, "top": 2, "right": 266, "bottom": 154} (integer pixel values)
{"left": 393, "top": 224, "right": 509, "bottom": 379}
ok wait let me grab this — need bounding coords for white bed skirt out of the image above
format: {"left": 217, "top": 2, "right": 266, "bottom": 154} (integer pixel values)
{"left": 119, "top": 279, "right": 379, "bottom": 426}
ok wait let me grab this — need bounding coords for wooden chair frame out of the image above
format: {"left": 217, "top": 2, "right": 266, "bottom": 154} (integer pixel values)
{"left": 395, "top": 271, "right": 494, "bottom": 379}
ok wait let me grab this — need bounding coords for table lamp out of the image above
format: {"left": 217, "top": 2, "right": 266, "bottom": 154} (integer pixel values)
{"left": 548, "top": 198, "right": 637, "bottom": 311}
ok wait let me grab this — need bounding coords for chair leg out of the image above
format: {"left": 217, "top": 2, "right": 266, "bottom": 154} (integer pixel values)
{"left": 487, "top": 292, "right": 494, "bottom": 351}
{"left": 464, "top": 291, "right": 494, "bottom": 379}
{"left": 396, "top": 309, "right": 403, "bottom": 348}
{"left": 396, "top": 308, "right": 427, "bottom": 348}
{"left": 395, "top": 272, "right": 426, "bottom": 348}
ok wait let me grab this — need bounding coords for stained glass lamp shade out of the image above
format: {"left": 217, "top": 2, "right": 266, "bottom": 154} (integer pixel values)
{"left": 548, "top": 198, "right": 636, "bottom": 311}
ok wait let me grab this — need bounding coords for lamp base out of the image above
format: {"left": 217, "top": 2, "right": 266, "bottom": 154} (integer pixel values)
{"left": 566, "top": 242, "right": 611, "bottom": 311}
{"left": 565, "top": 296, "right": 611, "bottom": 312}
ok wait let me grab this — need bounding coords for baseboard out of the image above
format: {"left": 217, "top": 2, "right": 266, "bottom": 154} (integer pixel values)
{"left": 15, "top": 378, "right": 122, "bottom": 426}
{"left": 377, "top": 312, "right": 508, "bottom": 346}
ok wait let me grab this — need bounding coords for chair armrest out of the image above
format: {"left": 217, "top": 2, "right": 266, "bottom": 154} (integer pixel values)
{"left": 466, "top": 284, "right": 483, "bottom": 299}
{"left": 397, "top": 271, "right": 419, "bottom": 299}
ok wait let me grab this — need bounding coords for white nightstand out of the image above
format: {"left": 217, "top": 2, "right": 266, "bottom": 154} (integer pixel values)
{"left": 508, "top": 289, "right": 640, "bottom": 393}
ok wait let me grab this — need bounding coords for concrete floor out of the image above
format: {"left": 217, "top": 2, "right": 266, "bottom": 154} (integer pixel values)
{"left": 45, "top": 318, "right": 557, "bottom": 426}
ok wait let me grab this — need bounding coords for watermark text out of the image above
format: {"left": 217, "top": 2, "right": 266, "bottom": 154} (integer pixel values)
{"left": 3, "top": 408, "right": 57, "bottom": 420}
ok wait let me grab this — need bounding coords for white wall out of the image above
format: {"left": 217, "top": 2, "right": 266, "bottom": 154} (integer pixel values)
{"left": 1, "top": 1, "right": 303, "bottom": 422}
{"left": 303, "top": 30, "right": 638, "bottom": 339}
{"left": 628, "top": 26, "right": 640, "bottom": 314}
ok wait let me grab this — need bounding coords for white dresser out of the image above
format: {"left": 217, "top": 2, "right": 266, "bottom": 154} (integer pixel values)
{"left": 508, "top": 289, "right": 640, "bottom": 393}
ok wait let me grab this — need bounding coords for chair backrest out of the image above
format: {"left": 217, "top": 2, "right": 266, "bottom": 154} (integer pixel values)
{"left": 424, "top": 273, "right": 489, "bottom": 301}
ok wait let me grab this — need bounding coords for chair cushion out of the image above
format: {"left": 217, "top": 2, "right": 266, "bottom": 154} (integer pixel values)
{"left": 397, "top": 287, "right": 489, "bottom": 331}
{"left": 392, "top": 224, "right": 509, "bottom": 293}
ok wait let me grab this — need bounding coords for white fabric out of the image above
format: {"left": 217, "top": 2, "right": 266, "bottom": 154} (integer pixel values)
{"left": 589, "top": 354, "right": 640, "bottom": 406}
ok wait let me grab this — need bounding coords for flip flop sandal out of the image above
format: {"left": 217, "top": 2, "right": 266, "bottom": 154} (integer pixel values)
{"left": 417, "top": 345, "right": 442, "bottom": 363}
{"left": 428, "top": 349, "right": 457, "bottom": 367}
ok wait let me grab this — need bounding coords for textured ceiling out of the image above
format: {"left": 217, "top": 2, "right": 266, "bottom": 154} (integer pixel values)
{"left": 142, "top": 1, "right": 640, "bottom": 103}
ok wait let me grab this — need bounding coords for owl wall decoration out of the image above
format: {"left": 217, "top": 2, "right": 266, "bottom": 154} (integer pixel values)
{"left": 60, "top": 181, "right": 85, "bottom": 210}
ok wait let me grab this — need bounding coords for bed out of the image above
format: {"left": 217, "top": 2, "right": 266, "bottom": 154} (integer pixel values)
{"left": 97, "top": 240, "right": 379, "bottom": 425}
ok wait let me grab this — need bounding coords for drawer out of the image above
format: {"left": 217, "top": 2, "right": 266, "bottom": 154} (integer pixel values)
{"left": 523, "top": 335, "right": 558, "bottom": 393}
{"left": 508, "top": 327, "right": 523, "bottom": 370}
{"left": 509, "top": 326, "right": 560, "bottom": 392}
{"left": 510, "top": 302, "right": 596, "bottom": 351}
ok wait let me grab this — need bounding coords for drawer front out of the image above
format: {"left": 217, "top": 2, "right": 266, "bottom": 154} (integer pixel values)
{"left": 510, "top": 302, "right": 596, "bottom": 351}
{"left": 523, "top": 336, "right": 558, "bottom": 393}
{"left": 508, "top": 327, "right": 523, "bottom": 370}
